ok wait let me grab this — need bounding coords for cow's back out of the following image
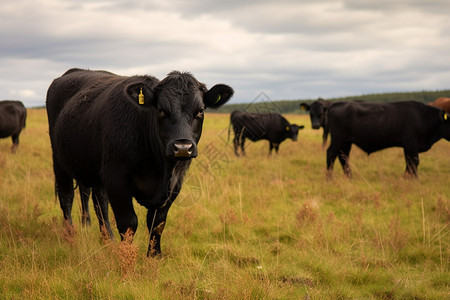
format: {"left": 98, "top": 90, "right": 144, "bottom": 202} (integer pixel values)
{"left": 230, "top": 111, "right": 265, "bottom": 140}
{"left": 46, "top": 69, "right": 160, "bottom": 185}
{"left": 46, "top": 69, "right": 121, "bottom": 128}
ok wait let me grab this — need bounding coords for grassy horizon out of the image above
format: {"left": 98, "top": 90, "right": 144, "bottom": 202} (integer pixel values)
{"left": 0, "top": 109, "right": 448, "bottom": 299}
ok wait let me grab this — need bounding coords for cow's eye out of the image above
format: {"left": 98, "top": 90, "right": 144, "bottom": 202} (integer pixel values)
{"left": 195, "top": 107, "right": 205, "bottom": 118}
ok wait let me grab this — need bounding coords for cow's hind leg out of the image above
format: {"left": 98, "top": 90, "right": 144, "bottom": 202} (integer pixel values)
{"left": 233, "top": 131, "right": 240, "bottom": 156}
{"left": 274, "top": 143, "right": 280, "bottom": 154}
{"left": 79, "top": 184, "right": 91, "bottom": 226}
{"left": 326, "top": 143, "right": 340, "bottom": 180}
{"left": 54, "top": 166, "right": 75, "bottom": 236}
{"left": 240, "top": 137, "right": 246, "bottom": 156}
{"left": 404, "top": 149, "right": 419, "bottom": 178}
{"left": 338, "top": 143, "right": 352, "bottom": 178}
{"left": 10, "top": 133, "right": 20, "bottom": 153}
{"left": 91, "top": 187, "right": 114, "bottom": 239}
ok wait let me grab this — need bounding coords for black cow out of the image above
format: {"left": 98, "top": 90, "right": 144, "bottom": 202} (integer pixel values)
{"left": 230, "top": 111, "right": 303, "bottom": 156}
{"left": 300, "top": 98, "right": 332, "bottom": 148}
{"left": 326, "top": 101, "right": 450, "bottom": 178}
{"left": 0, "top": 100, "right": 27, "bottom": 153}
{"left": 46, "top": 68, "right": 233, "bottom": 256}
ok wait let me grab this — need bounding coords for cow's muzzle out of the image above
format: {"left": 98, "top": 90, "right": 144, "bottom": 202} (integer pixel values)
{"left": 172, "top": 141, "right": 197, "bottom": 159}
{"left": 311, "top": 123, "right": 321, "bottom": 129}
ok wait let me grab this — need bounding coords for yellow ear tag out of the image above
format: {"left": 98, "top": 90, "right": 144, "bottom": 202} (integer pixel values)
{"left": 286, "top": 126, "right": 290, "bottom": 131}
{"left": 138, "top": 88, "right": 144, "bottom": 105}
{"left": 445, "top": 113, "right": 448, "bottom": 121}
{"left": 215, "top": 94, "right": 221, "bottom": 104}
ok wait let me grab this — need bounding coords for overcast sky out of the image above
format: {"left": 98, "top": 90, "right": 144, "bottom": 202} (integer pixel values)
{"left": 1, "top": 0, "right": 450, "bottom": 107}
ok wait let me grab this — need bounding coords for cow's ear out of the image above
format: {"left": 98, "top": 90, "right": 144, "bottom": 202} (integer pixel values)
{"left": 299, "top": 125, "right": 305, "bottom": 130}
{"left": 439, "top": 110, "right": 449, "bottom": 121}
{"left": 126, "top": 83, "right": 155, "bottom": 107}
{"left": 204, "top": 84, "right": 234, "bottom": 108}
{"left": 300, "top": 103, "right": 310, "bottom": 111}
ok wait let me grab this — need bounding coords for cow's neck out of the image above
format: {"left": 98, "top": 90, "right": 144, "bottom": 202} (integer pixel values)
{"left": 133, "top": 159, "right": 191, "bottom": 209}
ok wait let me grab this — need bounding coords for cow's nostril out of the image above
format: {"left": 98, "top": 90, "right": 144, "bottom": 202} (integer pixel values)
{"left": 173, "top": 143, "right": 194, "bottom": 157}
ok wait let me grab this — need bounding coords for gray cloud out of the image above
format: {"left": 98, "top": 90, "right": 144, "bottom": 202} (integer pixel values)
{"left": 0, "top": 0, "right": 449, "bottom": 107}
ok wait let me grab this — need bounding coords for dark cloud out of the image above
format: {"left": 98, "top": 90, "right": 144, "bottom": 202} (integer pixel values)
{"left": 0, "top": 0, "right": 449, "bottom": 107}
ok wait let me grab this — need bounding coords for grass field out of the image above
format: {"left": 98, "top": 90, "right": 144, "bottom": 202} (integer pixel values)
{"left": 0, "top": 109, "right": 449, "bottom": 299}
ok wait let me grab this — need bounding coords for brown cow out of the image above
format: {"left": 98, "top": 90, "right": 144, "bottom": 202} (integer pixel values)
{"left": 429, "top": 97, "right": 450, "bottom": 113}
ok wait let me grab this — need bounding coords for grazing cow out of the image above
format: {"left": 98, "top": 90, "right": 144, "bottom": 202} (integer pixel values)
{"left": 46, "top": 68, "right": 233, "bottom": 256}
{"left": 0, "top": 100, "right": 27, "bottom": 153}
{"left": 326, "top": 101, "right": 450, "bottom": 179}
{"left": 429, "top": 97, "right": 450, "bottom": 113}
{"left": 230, "top": 111, "right": 303, "bottom": 156}
{"left": 300, "top": 98, "right": 332, "bottom": 147}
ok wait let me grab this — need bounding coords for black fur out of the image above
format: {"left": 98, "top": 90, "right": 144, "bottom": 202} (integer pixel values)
{"left": 229, "top": 111, "right": 303, "bottom": 156}
{"left": 326, "top": 101, "right": 450, "bottom": 178}
{"left": 46, "top": 68, "right": 233, "bottom": 256}
{"left": 0, "top": 100, "right": 27, "bottom": 153}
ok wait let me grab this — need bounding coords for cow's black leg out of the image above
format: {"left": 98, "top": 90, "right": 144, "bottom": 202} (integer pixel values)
{"left": 79, "top": 184, "right": 91, "bottom": 226}
{"left": 274, "top": 143, "right": 280, "bottom": 154}
{"left": 269, "top": 143, "right": 273, "bottom": 156}
{"left": 10, "top": 133, "right": 19, "bottom": 153}
{"left": 106, "top": 181, "right": 137, "bottom": 240}
{"left": 326, "top": 143, "right": 340, "bottom": 180}
{"left": 233, "top": 131, "right": 240, "bottom": 156}
{"left": 146, "top": 204, "right": 171, "bottom": 257}
{"left": 240, "top": 137, "right": 246, "bottom": 156}
{"left": 54, "top": 166, "right": 75, "bottom": 226}
{"left": 92, "top": 186, "right": 114, "bottom": 239}
{"left": 404, "top": 149, "right": 419, "bottom": 178}
{"left": 338, "top": 143, "right": 352, "bottom": 178}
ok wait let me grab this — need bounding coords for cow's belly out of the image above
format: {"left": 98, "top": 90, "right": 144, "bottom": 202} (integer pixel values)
{"left": 352, "top": 136, "right": 402, "bottom": 154}
{"left": 0, "top": 123, "right": 17, "bottom": 138}
{"left": 58, "top": 151, "right": 102, "bottom": 186}
{"left": 54, "top": 136, "right": 102, "bottom": 185}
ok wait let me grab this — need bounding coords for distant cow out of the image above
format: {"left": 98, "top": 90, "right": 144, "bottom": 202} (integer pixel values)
{"left": 230, "top": 111, "right": 303, "bottom": 156}
{"left": 429, "top": 97, "right": 450, "bottom": 114}
{"left": 326, "top": 101, "right": 450, "bottom": 178}
{"left": 300, "top": 98, "right": 332, "bottom": 147}
{"left": 0, "top": 100, "right": 27, "bottom": 153}
{"left": 46, "top": 68, "right": 233, "bottom": 256}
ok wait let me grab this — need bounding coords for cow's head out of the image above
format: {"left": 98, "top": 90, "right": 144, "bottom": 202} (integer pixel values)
{"left": 286, "top": 124, "right": 304, "bottom": 141}
{"left": 300, "top": 99, "right": 327, "bottom": 129}
{"left": 148, "top": 71, "right": 233, "bottom": 160}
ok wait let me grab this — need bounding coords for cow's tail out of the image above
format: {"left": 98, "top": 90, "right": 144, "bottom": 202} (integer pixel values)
{"left": 322, "top": 111, "right": 330, "bottom": 149}
{"left": 227, "top": 121, "right": 232, "bottom": 146}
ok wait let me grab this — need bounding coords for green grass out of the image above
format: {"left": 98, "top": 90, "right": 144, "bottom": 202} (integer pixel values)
{"left": 0, "top": 110, "right": 449, "bottom": 299}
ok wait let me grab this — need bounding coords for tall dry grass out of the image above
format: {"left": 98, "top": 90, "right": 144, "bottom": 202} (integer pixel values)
{"left": 0, "top": 109, "right": 448, "bottom": 299}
